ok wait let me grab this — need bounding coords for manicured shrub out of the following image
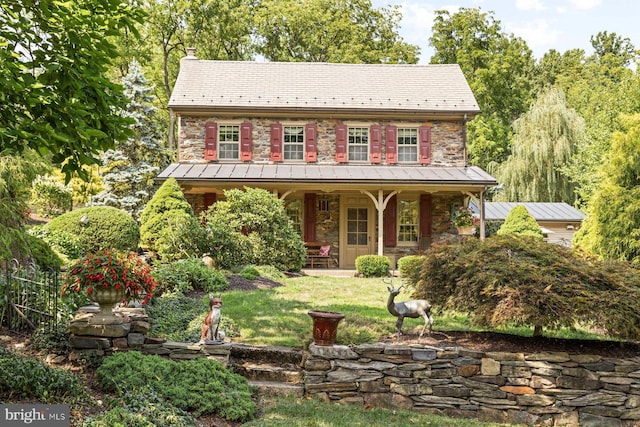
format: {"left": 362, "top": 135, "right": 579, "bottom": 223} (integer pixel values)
{"left": 139, "top": 178, "right": 204, "bottom": 261}
{"left": 96, "top": 351, "right": 256, "bottom": 421}
{"left": 25, "top": 233, "right": 62, "bottom": 270}
{"left": 152, "top": 258, "right": 229, "bottom": 294}
{"left": 45, "top": 206, "right": 139, "bottom": 254}
{"left": 202, "top": 187, "right": 306, "bottom": 271}
{"left": 355, "top": 255, "right": 391, "bottom": 277}
{"left": 396, "top": 255, "right": 425, "bottom": 285}
{"left": 497, "top": 205, "right": 543, "bottom": 239}
{"left": 413, "top": 235, "right": 640, "bottom": 339}
{"left": 28, "top": 225, "right": 84, "bottom": 262}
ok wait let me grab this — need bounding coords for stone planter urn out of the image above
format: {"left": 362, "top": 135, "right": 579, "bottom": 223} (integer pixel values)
{"left": 89, "top": 287, "right": 125, "bottom": 325}
{"left": 456, "top": 225, "right": 476, "bottom": 236}
{"left": 308, "top": 310, "right": 345, "bottom": 346}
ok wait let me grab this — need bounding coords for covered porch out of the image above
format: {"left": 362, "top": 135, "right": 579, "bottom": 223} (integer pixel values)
{"left": 157, "top": 163, "right": 498, "bottom": 269}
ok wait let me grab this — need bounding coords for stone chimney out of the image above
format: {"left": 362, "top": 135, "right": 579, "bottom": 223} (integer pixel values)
{"left": 185, "top": 47, "right": 197, "bottom": 59}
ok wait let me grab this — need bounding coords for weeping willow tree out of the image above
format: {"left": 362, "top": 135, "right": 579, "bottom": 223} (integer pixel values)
{"left": 492, "top": 88, "right": 585, "bottom": 203}
{"left": 574, "top": 114, "right": 640, "bottom": 265}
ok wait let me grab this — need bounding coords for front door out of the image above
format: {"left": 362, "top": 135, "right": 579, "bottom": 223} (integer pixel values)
{"left": 341, "top": 196, "right": 373, "bottom": 268}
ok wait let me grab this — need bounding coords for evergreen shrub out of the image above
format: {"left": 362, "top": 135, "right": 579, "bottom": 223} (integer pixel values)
{"left": 45, "top": 206, "right": 139, "bottom": 254}
{"left": 139, "top": 178, "right": 203, "bottom": 261}
{"left": 497, "top": 205, "right": 543, "bottom": 239}
{"left": 96, "top": 351, "right": 256, "bottom": 421}
{"left": 25, "top": 233, "right": 62, "bottom": 270}
{"left": 355, "top": 255, "right": 391, "bottom": 277}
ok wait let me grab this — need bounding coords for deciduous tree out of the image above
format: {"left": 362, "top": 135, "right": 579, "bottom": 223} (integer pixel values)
{"left": 0, "top": 0, "right": 144, "bottom": 178}
{"left": 254, "top": 0, "right": 419, "bottom": 63}
{"left": 493, "top": 88, "right": 584, "bottom": 203}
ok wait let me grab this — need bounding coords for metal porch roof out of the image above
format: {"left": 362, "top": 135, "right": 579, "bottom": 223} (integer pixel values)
{"left": 157, "top": 163, "right": 497, "bottom": 187}
{"left": 477, "top": 202, "right": 586, "bottom": 222}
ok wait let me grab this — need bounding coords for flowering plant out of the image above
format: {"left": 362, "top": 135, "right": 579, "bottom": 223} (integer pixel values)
{"left": 62, "top": 251, "right": 156, "bottom": 305}
{"left": 451, "top": 206, "right": 479, "bottom": 227}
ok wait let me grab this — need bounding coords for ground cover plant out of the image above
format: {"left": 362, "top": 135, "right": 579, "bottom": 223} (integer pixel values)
{"left": 96, "top": 351, "right": 256, "bottom": 421}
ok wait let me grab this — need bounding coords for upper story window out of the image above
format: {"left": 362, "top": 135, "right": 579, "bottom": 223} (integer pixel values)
{"left": 348, "top": 127, "right": 369, "bottom": 161}
{"left": 398, "top": 198, "right": 418, "bottom": 242}
{"left": 219, "top": 125, "right": 240, "bottom": 159}
{"left": 397, "top": 128, "right": 418, "bottom": 163}
{"left": 284, "top": 126, "right": 305, "bottom": 160}
{"left": 204, "top": 121, "right": 253, "bottom": 161}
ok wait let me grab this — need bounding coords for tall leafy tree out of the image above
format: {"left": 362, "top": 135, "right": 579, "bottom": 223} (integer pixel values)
{"left": 536, "top": 34, "right": 640, "bottom": 206}
{"left": 254, "top": 0, "right": 419, "bottom": 63}
{"left": 90, "top": 62, "right": 168, "bottom": 218}
{"left": 0, "top": 0, "right": 144, "bottom": 179}
{"left": 574, "top": 114, "right": 640, "bottom": 265}
{"left": 429, "top": 8, "right": 535, "bottom": 169}
{"left": 494, "top": 88, "right": 584, "bottom": 203}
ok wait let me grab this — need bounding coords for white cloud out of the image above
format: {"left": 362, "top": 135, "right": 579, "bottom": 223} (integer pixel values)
{"left": 505, "top": 19, "right": 561, "bottom": 55}
{"left": 567, "top": 0, "right": 602, "bottom": 10}
{"left": 516, "top": 0, "right": 546, "bottom": 11}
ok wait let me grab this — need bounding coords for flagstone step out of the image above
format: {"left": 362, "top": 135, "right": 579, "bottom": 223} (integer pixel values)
{"left": 235, "top": 361, "right": 303, "bottom": 383}
{"left": 249, "top": 380, "right": 304, "bottom": 398}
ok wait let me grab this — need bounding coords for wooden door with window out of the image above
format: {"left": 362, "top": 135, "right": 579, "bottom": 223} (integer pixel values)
{"left": 340, "top": 195, "right": 373, "bottom": 268}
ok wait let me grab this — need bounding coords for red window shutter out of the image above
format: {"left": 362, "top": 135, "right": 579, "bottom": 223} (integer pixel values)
{"left": 203, "top": 193, "right": 217, "bottom": 211}
{"left": 270, "top": 123, "right": 283, "bottom": 162}
{"left": 420, "top": 194, "right": 432, "bottom": 238}
{"left": 370, "top": 125, "right": 382, "bottom": 164}
{"left": 305, "top": 123, "right": 317, "bottom": 162}
{"left": 304, "top": 193, "right": 317, "bottom": 242}
{"left": 204, "top": 121, "right": 217, "bottom": 161}
{"left": 385, "top": 125, "right": 397, "bottom": 164}
{"left": 335, "top": 124, "right": 347, "bottom": 163}
{"left": 419, "top": 125, "right": 431, "bottom": 164}
{"left": 240, "top": 121, "right": 252, "bottom": 161}
{"left": 384, "top": 194, "right": 397, "bottom": 247}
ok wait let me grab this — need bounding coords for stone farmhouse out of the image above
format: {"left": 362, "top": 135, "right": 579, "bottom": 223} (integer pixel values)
{"left": 157, "top": 50, "right": 498, "bottom": 268}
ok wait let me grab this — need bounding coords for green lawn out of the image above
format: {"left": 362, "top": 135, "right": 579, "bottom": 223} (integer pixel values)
{"left": 242, "top": 396, "right": 522, "bottom": 427}
{"left": 219, "top": 273, "right": 613, "bottom": 347}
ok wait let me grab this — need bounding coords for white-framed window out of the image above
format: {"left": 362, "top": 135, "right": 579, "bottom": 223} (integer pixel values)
{"left": 285, "top": 199, "right": 303, "bottom": 235}
{"left": 398, "top": 198, "right": 418, "bottom": 242}
{"left": 348, "top": 127, "right": 369, "bottom": 161}
{"left": 397, "top": 128, "right": 418, "bottom": 163}
{"left": 284, "top": 125, "right": 304, "bottom": 160}
{"left": 219, "top": 125, "right": 240, "bottom": 159}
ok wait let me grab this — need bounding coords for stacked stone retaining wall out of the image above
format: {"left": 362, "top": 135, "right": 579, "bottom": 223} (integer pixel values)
{"left": 304, "top": 343, "right": 640, "bottom": 426}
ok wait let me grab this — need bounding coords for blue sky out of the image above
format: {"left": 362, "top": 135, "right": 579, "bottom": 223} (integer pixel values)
{"left": 372, "top": 0, "right": 640, "bottom": 63}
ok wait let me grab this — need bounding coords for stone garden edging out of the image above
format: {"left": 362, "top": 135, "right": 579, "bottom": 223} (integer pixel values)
{"left": 66, "top": 308, "right": 640, "bottom": 426}
{"left": 303, "top": 342, "right": 640, "bottom": 427}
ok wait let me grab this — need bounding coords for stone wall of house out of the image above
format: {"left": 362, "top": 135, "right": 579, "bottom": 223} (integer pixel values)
{"left": 304, "top": 343, "right": 640, "bottom": 427}
{"left": 177, "top": 116, "right": 466, "bottom": 166}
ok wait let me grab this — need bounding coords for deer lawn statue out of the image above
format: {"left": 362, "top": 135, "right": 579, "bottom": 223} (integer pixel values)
{"left": 199, "top": 294, "right": 224, "bottom": 344}
{"left": 385, "top": 281, "right": 433, "bottom": 337}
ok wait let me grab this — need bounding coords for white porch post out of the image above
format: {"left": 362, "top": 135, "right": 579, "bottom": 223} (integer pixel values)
{"left": 361, "top": 190, "right": 397, "bottom": 256}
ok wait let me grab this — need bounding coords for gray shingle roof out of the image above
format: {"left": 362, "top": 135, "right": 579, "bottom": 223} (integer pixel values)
{"left": 158, "top": 163, "right": 497, "bottom": 186}
{"left": 169, "top": 58, "right": 480, "bottom": 114}
{"left": 474, "top": 202, "right": 586, "bottom": 222}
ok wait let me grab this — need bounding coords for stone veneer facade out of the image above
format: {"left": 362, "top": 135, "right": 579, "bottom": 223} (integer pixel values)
{"left": 177, "top": 116, "right": 467, "bottom": 167}
{"left": 304, "top": 343, "right": 640, "bottom": 427}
